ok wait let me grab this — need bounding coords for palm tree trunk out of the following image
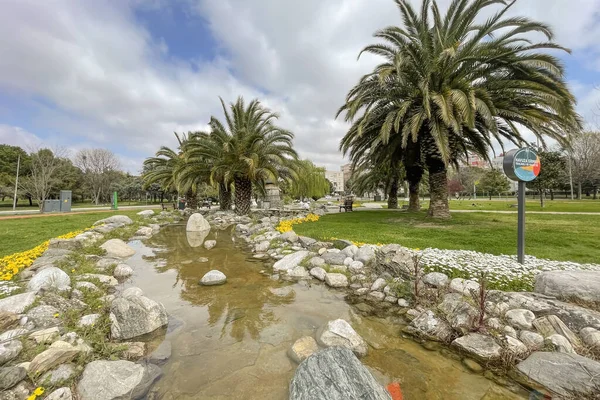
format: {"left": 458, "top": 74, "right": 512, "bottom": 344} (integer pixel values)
{"left": 404, "top": 139, "right": 423, "bottom": 212}
{"left": 387, "top": 176, "right": 399, "bottom": 209}
{"left": 234, "top": 177, "right": 252, "bottom": 215}
{"left": 185, "top": 190, "right": 198, "bottom": 209}
{"left": 219, "top": 182, "right": 232, "bottom": 210}
{"left": 426, "top": 156, "right": 450, "bottom": 219}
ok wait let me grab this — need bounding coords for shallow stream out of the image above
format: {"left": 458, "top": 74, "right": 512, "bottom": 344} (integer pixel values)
{"left": 125, "top": 224, "right": 528, "bottom": 400}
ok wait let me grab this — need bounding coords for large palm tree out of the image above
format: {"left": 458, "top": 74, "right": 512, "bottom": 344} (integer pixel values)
{"left": 339, "top": 0, "right": 581, "bottom": 218}
{"left": 190, "top": 97, "right": 298, "bottom": 215}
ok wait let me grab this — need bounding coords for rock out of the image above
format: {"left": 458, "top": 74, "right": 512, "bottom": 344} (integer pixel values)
{"left": 516, "top": 352, "right": 600, "bottom": 397}
{"left": 41, "top": 292, "right": 84, "bottom": 312}
{"left": 45, "top": 387, "right": 73, "bottom": 400}
{"left": 29, "top": 341, "right": 80, "bottom": 375}
{"left": 288, "top": 336, "right": 319, "bottom": 363}
{"left": 397, "top": 298, "right": 409, "bottom": 307}
{"left": 343, "top": 257, "right": 354, "bottom": 266}
{"left": 367, "top": 291, "right": 385, "bottom": 302}
{"left": 333, "top": 239, "right": 353, "bottom": 249}
{"left": 40, "top": 363, "right": 76, "bottom": 385}
{"left": 100, "top": 239, "right": 135, "bottom": 258}
{"left": 309, "top": 267, "right": 327, "bottom": 281}
{"left": 110, "top": 295, "right": 168, "bottom": 340}
{"left": 407, "top": 310, "right": 453, "bottom": 342}
{"left": 545, "top": 334, "right": 574, "bottom": 353}
{"left": 122, "top": 287, "right": 144, "bottom": 298}
{"left": 76, "top": 281, "right": 101, "bottom": 292}
{"left": 519, "top": 330, "right": 544, "bottom": 350}
{"left": 342, "top": 245, "right": 359, "bottom": 257}
{"left": 288, "top": 266, "right": 309, "bottom": 279}
{"left": 532, "top": 315, "right": 582, "bottom": 347}
{"left": 503, "top": 325, "right": 517, "bottom": 339}
{"left": 272, "top": 251, "right": 310, "bottom": 272}
{"left": 134, "top": 226, "right": 153, "bottom": 237}
{"left": 203, "top": 240, "right": 216, "bottom": 250}
{"left": 317, "top": 319, "right": 368, "bottom": 357}
{"left": 505, "top": 309, "right": 535, "bottom": 330}
{"left": 137, "top": 210, "right": 155, "bottom": 217}
{"left": 0, "top": 366, "right": 26, "bottom": 390}
{"left": 95, "top": 215, "right": 133, "bottom": 226}
{"left": 422, "top": 272, "right": 449, "bottom": 288}
{"left": 199, "top": 270, "right": 227, "bottom": 285}
{"left": 438, "top": 293, "right": 479, "bottom": 334}
{"left": 29, "top": 327, "right": 60, "bottom": 344}
{"left": 449, "top": 278, "right": 480, "bottom": 296}
{"left": 186, "top": 230, "right": 210, "bottom": 248}
{"left": 113, "top": 264, "right": 133, "bottom": 278}
{"left": 504, "top": 336, "right": 528, "bottom": 355}
{"left": 356, "top": 288, "right": 369, "bottom": 296}
{"left": 308, "top": 257, "right": 324, "bottom": 268}
{"left": 298, "top": 236, "right": 317, "bottom": 247}
{"left": 281, "top": 231, "right": 299, "bottom": 243}
{"left": 462, "top": 358, "right": 483, "bottom": 373}
{"left": 534, "top": 270, "right": 600, "bottom": 304}
{"left": 324, "top": 273, "right": 349, "bottom": 288}
{"left": 452, "top": 333, "right": 502, "bottom": 361}
{"left": 289, "top": 347, "right": 390, "bottom": 400}
{"left": 318, "top": 248, "right": 326, "bottom": 255}
{"left": 581, "top": 327, "right": 600, "bottom": 348}
{"left": 384, "top": 295, "right": 397, "bottom": 303}
{"left": 80, "top": 273, "right": 118, "bottom": 286}
{"left": 148, "top": 340, "right": 171, "bottom": 365}
{"left": 77, "top": 360, "right": 161, "bottom": 400}
{"left": 256, "top": 241, "right": 270, "bottom": 252}
{"left": 96, "top": 257, "right": 120, "bottom": 270}
{"left": 186, "top": 213, "right": 211, "bottom": 231}
{"left": 48, "top": 238, "right": 83, "bottom": 251}
{"left": 321, "top": 251, "right": 347, "bottom": 266}
{"left": 119, "top": 342, "right": 146, "bottom": 359}
{"left": 0, "top": 311, "right": 19, "bottom": 331}
{"left": 0, "top": 340, "right": 22, "bottom": 366}
{"left": 26, "top": 305, "right": 60, "bottom": 328}
{"left": 78, "top": 314, "right": 100, "bottom": 327}
{"left": 27, "top": 267, "right": 71, "bottom": 293}
{"left": 355, "top": 246, "right": 375, "bottom": 265}
{"left": 486, "top": 317, "right": 503, "bottom": 330}
{"left": 370, "top": 278, "right": 386, "bottom": 292}
{"left": 348, "top": 261, "right": 364, "bottom": 273}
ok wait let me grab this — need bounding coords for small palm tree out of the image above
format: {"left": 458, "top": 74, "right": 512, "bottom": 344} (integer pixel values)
{"left": 190, "top": 97, "right": 298, "bottom": 215}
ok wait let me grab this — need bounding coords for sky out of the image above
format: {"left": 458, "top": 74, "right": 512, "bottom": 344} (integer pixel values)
{"left": 1, "top": 0, "right": 599, "bottom": 174}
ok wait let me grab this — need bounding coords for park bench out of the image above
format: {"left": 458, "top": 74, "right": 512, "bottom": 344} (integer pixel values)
{"left": 339, "top": 199, "right": 353, "bottom": 212}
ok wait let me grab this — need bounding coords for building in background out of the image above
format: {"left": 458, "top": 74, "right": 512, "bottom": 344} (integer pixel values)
{"left": 325, "top": 170, "right": 344, "bottom": 194}
{"left": 341, "top": 163, "right": 353, "bottom": 185}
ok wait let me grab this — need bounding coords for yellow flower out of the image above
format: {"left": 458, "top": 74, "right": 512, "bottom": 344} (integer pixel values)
{"left": 53, "top": 313, "right": 60, "bottom": 318}
{"left": 26, "top": 395, "right": 36, "bottom": 400}
{"left": 71, "top": 269, "right": 75, "bottom": 273}
{"left": 33, "top": 388, "right": 45, "bottom": 396}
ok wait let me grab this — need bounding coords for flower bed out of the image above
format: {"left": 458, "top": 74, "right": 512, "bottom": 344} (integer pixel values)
{"left": 276, "top": 213, "right": 320, "bottom": 233}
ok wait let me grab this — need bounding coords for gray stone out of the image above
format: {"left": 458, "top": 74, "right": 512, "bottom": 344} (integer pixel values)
{"left": 288, "top": 266, "right": 309, "bottom": 279}
{"left": 200, "top": 270, "right": 227, "bottom": 285}
{"left": 519, "top": 330, "right": 544, "bottom": 350}
{"left": 406, "top": 310, "right": 453, "bottom": 342}
{"left": 348, "top": 261, "right": 364, "bottom": 273}
{"left": 503, "top": 325, "right": 517, "bottom": 338}
{"left": 397, "top": 298, "right": 409, "bottom": 307}
{"left": 356, "top": 288, "right": 369, "bottom": 296}
{"left": 0, "top": 310, "right": 18, "bottom": 331}
{"left": 486, "top": 318, "right": 503, "bottom": 330}
{"left": 110, "top": 295, "right": 168, "bottom": 340}
{"left": 255, "top": 240, "right": 270, "bottom": 252}
{"left": 0, "top": 366, "right": 26, "bottom": 390}
{"left": 288, "top": 336, "right": 319, "bottom": 363}
{"left": 504, "top": 336, "right": 528, "bottom": 355}
{"left": 76, "top": 281, "right": 101, "bottom": 292}
{"left": 272, "top": 251, "right": 310, "bottom": 272}
{"left": 186, "top": 213, "right": 210, "bottom": 231}
{"left": 186, "top": 229, "right": 209, "bottom": 248}
{"left": 94, "top": 215, "right": 133, "bottom": 226}
{"left": 203, "top": 240, "right": 216, "bottom": 250}
{"left": 48, "top": 238, "right": 83, "bottom": 251}
{"left": 343, "top": 257, "right": 354, "bottom": 266}
{"left": 341, "top": 245, "right": 358, "bottom": 258}
{"left": 148, "top": 340, "right": 171, "bottom": 365}
{"left": 317, "top": 319, "right": 368, "bottom": 357}
{"left": 118, "top": 342, "right": 146, "bottom": 359}
{"left": 534, "top": 270, "right": 600, "bottom": 304}
{"left": 289, "top": 347, "right": 390, "bottom": 400}
{"left": 46, "top": 387, "right": 73, "bottom": 400}
{"left": 77, "top": 360, "right": 161, "bottom": 400}
{"left": 532, "top": 315, "right": 582, "bottom": 347}
{"left": 29, "top": 327, "right": 60, "bottom": 344}
{"left": 308, "top": 257, "right": 325, "bottom": 268}
{"left": 367, "top": 291, "right": 385, "bottom": 302}
{"left": 78, "top": 314, "right": 100, "bottom": 327}
{"left": 30, "top": 341, "right": 80, "bottom": 375}
{"left": 370, "top": 278, "right": 386, "bottom": 292}
{"left": 298, "top": 236, "right": 317, "bottom": 247}
{"left": 40, "top": 363, "right": 76, "bottom": 385}
{"left": 438, "top": 293, "right": 479, "bottom": 334}
{"left": 355, "top": 246, "right": 376, "bottom": 265}
{"left": 134, "top": 227, "right": 153, "bottom": 237}
{"left": 0, "top": 328, "right": 28, "bottom": 342}
{"left": 113, "top": 264, "right": 133, "bottom": 278}
{"left": 80, "top": 273, "right": 118, "bottom": 286}
{"left": 384, "top": 295, "right": 397, "bottom": 303}
{"left": 137, "top": 210, "right": 154, "bottom": 217}
{"left": 27, "top": 267, "right": 71, "bottom": 293}
{"left": 100, "top": 239, "right": 135, "bottom": 258}
{"left": 452, "top": 333, "right": 502, "bottom": 361}
{"left": 516, "top": 352, "right": 600, "bottom": 397}
{"left": 545, "top": 334, "right": 575, "bottom": 353}
{"left": 422, "top": 272, "right": 449, "bottom": 288}
{"left": 581, "top": 327, "right": 600, "bottom": 348}
{"left": 0, "top": 339, "right": 22, "bottom": 366}
{"left": 41, "top": 292, "right": 84, "bottom": 312}
{"left": 505, "top": 309, "right": 535, "bottom": 330}
{"left": 321, "top": 251, "right": 347, "bottom": 266}
{"left": 26, "top": 305, "right": 60, "bottom": 328}
{"left": 324, "top": 273, "right": 349, "bottom": 288}
{"left": 122, "top": 287, "right": 144, "bottom": 298}
{"left": 449, "top": 278, "right": 480, "bottom": 296}
{"left": 309, "top": 267, "right": 327, "bottom": 281}
{"left": 281, "top": 231, "right": 299, "bottom": 243}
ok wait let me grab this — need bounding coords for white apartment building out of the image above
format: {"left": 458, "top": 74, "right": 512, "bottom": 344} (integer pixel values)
{"left": 325, "top": 170, "right": 345, "bottom": 193}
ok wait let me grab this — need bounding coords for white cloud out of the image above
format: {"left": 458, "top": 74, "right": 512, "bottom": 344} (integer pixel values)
{"left": 1, "top": 0, "right": 599, "bottom": 174}
{"left": 0, "top": 125, "right": 43, "bottom": 149}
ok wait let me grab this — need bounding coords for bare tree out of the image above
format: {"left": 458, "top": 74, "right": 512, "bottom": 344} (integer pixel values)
{"left": 74, "top": 149, "right": 120, "bottom": 205}
{"left": 569, "top": 132, "right": 600, "bottom": 199}
{"left": 19, "top": 147, "right": 67, "bottom": 212}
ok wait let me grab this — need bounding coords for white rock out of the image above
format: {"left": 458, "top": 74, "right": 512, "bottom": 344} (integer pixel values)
{"left": 122, "top": 287, "right": 144, "bottom": 298}
{"left": 75, "top": 281, "right": 100, "bottom": 292}
{"left": 370, "top": 278, "right": 386, "bottom": 292}
{"left": 0, "top": 340, "right": 22, "bottom": 365}
{"left": 203, "top": 240, "right": 216, "bottom": 250}
{"left": 137, "top": 210, "right": 154, "bottom": 217}
{"left": 113, "top": 264, "right": 133, "bottom": 278}
{"left": 0, "top": 328, "right": 28, "bottom": 342}
{"left": 397, "top": 298, "right": 409, "bottom": 307}
{"left": 355, "top": 246, "right": 375, "bottom": 265}
{"left": 580, "top": 327, "right": 600, "bottom": 348}
{"left": 272, "top": 251, "right": 310, "bottom": 272}
{"left": 80, "top": 274, "right": 118, "bottom": 286}
{"left": 281, "top": 231, "right": 299, "bottom": 243}
{"left": 288, "top": 266, "right": 309, "bottom": 279}
{"left": 519, "top": 330, "right": 544, "bottom": 350}
{"left": 29, "top": 327, "right": 60, "bottom": 344}
{"left": 100, "top": 239, "right": 135, "bottom": 258}
{"left": 27, "top": 267, "right": 71, "bottom": 293}
{"left": 134, "top": 226, "right": 153, "bottom": 237}
{"left": 317, "top": 319, "right": 368, "bottom": 357}
{"left": 367, "top": 291, "right": 385, "bottom": 302}
{"left": 309, "top": 267, "right": 327, "bottom": 281}
{"left": 110, "top": 296, "right": 168, "bottom": 340}
{"left": 309, "top": 257, "right": 325, "bottom": 268}
{"left": 449, "top": 278, "right": 480, "bottom": 296}
{"left": 186, "top": 213, "right": 210, "bottom": 231}
{"left": 341, "top": 245, "right": 358, "bottom": 258}
{"left": 256, "top": 241, "right": 270, "bottom": 253}
{"left": 534, "top": 270, "right": 600, "bottom": 304}
{"left": 318, "top": 248, "right": 326, "bottom": 255}
{"left": 452, "top": 333, "right": 502, "bottom": 360}
{"left": 45, "top": 387, "right": 73, "bottom": 400}
{"left": 503, "top": 325, "right": 518, "bottom": 338}
{"left": 504, "top": 336, "right": 528, "bottom": 355}
{"left": 505, "top": 309, "right": 536, "bottom": 330}
{"left": 94, "top": 215, "right": 133, "bottom": 226}
{"left": 422, "top": 272, "right": 449, "bottom": 288}
{"left": 0, "top": 292, "right": 37, "bottom": 314}
{"left": 348, "top": 261, "right": 364, "bottom": 273}
{"left": 324, "top": 273, "right": 348, "bottom": 288}
{"left": 78, "top": 314, "right": 101, "bottom": 327}
{"left": 200, "top": 270, "right": 227, "bottom": 285}
{"left": 546, "top": 334, "right": 575, "bottom": 353}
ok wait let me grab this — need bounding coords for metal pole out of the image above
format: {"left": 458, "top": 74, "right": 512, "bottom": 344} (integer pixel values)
{"left": 517, "top": 181, "right": 526, "bottom": 263}
{"left": 568, "top": 154, "right": 574, "bottom": 200}
{"left": 473, "top": 184, "right": 476, "bottom": 200}
{"left": 12, "top": 154, "right": 20, "bottom": 211}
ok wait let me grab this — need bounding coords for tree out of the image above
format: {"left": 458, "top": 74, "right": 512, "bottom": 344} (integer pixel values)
{"left": 569, "top": 132, "right": 600, "bottom": 199}
{"left": 288, "top": 160, "right": 330, "bottom": 200}
{"left": 527, "top": 150, "right": 566, "bottom": 207}
{"left": 19, "top": 148, "right": 67, "bottom": 212}
{"left": 0, "top": 145, "right": 31, "bottom": 204}
{"left": 338, "top": 0, "right": 581, "bottom": 219}
{"left": 190, "top": 97, "right": 298, "bottom": 215}
{"left": 479, "top": 169, "right": 510, "bottom": 199}
{"left": 74, "top": 149, "right": 121, "bottom": 205}
{"left": 447, "top": 178, "right": 464, "bottom": 198}
{"left": 456, "top": 166, "right": 485, "bottom": 198}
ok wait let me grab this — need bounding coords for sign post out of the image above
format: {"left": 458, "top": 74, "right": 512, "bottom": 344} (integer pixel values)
{"left": 111, "top": 191, "right": 118, "bottom": 210}
{"left": 503, "top": 148, "right": 541, "bottom": 263}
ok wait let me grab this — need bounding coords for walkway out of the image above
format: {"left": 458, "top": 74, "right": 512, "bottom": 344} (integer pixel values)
{"left": 0, "top": 205, "right": 159, "bottom": 220}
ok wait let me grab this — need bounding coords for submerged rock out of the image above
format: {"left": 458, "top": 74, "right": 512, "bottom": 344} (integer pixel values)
{"left": 289, "top": 347, "right": 390, "bottom": 400}
{"left": 204, "top": 240, "right": 217, "bottom": 250}
{"left": 317, "top": 319, "right": 368, "bottom": 357}
{"left": 200, "top": 270, "right": 227, "bottom": 286}
{"left": 288, "top": 336, "right": 319, "bottom": 363}
{"left": 100, "top": 239, "right": 135, "bottom": 258}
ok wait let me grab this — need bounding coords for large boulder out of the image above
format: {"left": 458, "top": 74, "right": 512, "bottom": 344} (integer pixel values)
{"left": 534, "top": 270, "right": 600, "bottom": 305}
{"left": 321, "top": 251, "right": 347, "bottom": 266}
{"left": 94, "top": 215, "right": 133, "bottom": 226}
{"left": 29, "top": 341, "right": 80, "bottom": 375}
{"left": 289, "top": 347, "right": 391, "bottom": 400}
{"left": 77, "top": 360, "right": 161, "bottom": 400}
{"left": 516, "top": 352, "right": 600, "bottom": 397}
{"left": 355, "top": 246, "right": 376, "bottom": 265}
{"left": 199, "top": 270, "right": 227, "bottom": 286}
{"left": 27, "top": 267, "right": 71, "bottom": 293}
{"left": 452, "top": 333, "right": 502, "bottom": 361}
{"left": 0, "top": 340, "right": 22, "bottom": 365}
{"left": 110, "top": 295, "right": 168, "bottom": 340}
{"left": 438, "top": 293, "right": 479, "bottom": 334}
{"left": 316, "top": 319, "right": 368, "bottom": 357}
{"left": 100, "top": 239, "right": 135, "bottom": 259}
{"left": 186, "top": 213, "right": 210, "bottom": 232}
{"left": 405, "top": 310, "right": 453, "bottom": 342}
{"left": 272, "top": 251, "right": 310, "bottom": 272}
{"left": 0, "top": 292, "right": 36, "bottom": 314}
{"left": 186, "top": 230, "right": 210, "bottom": 248}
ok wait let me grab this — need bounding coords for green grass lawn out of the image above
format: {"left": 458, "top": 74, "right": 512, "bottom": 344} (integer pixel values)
{"left": 0, "top": 210, "right": 143, "bottom": 257}
{"left": 294, "top": 210, "right": 600, "bottom": 263}
{"left": 0, "top": 199, "right": 164, "bottom": 211}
